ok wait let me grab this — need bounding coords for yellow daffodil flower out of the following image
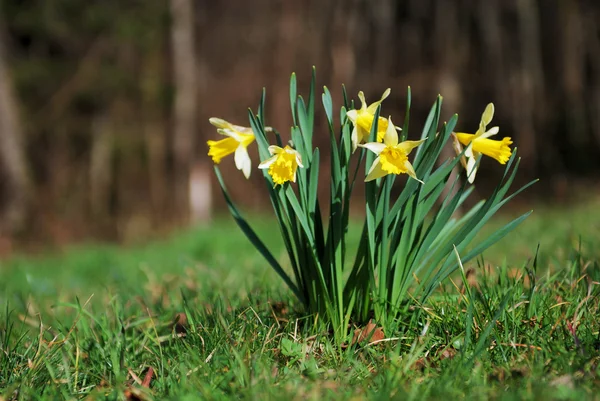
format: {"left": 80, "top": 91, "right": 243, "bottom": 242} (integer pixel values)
{"left": 207, "top": 117, "right": 255, "bottom": 179}
{"left": 452, "top": 103, "right": 513, "bottom": 183}
{"left": 360, "top": 116, "right": 425, "bottom": 183}
{"left": 346, "top": 88, "right": 399, "bottom": 152}
{"left": 258, "top": 145, "right": 304, "bottom": 186}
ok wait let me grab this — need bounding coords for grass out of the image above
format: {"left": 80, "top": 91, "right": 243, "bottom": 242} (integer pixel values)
{"left": 0, "top": 198, "right": 599, "bottom": 400}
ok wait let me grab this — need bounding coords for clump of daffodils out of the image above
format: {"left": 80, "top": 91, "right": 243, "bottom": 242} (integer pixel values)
{"left": 209, "top": 69, "right": 534, "bottom": 344}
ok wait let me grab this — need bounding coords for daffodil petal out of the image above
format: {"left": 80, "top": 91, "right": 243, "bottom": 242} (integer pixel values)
{"left": 351, "top": 126, "right": 359, "bottom": 152}
{"left": 396, "top": 139, "right": 426, "bottom": 155}
{"left": 366, "top": 88, "right": 391, "bottom": 114}
{"left": 358, "top": 91, "right": 367, "bottom": 110}
{"left": 466, "top": 154, "right": 478, "bottom": 184}
{"left": 365, "top": 157, "right": 387, "bottom": 182}
{"left": 234, "top": 146, "right": 252, "bottom": 179}
{"left": 218, "top": 128, "right": 243, "bottom": 142}
{"left": 403, "top": 160, "right": 423, "bottom": 184}
{"left": 209, "top": 117, "right": 232, "bottom": 129}
{"left": 464, "top": 143, "right": 475, "bottom": 158}
{"left": 383, "top": 117, "right": 398, "bottom": 147}
{"left": 481, "top": 103, "right": 495, "bottom": 126}
{"left": 360, "top": 142, "right": 386, "bottom": 155}
{"left": 230, "top": 124, "right": 254, "bottom": 135}
{"left": 480, "top": 126, "right": 500, "bottom": 139}
{"left": 267, "top": 145, "right": 283, "bottom": 155}
{"left": 258, "top": 155, "right": 277, "bottom": 169}
{"left": 346, "top": 109, "right": 358, "bottom": 124}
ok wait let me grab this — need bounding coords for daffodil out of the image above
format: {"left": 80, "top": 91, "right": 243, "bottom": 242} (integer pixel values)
{"left": 258, "top": 145, "right": 304, "bottom": 186}
{"left": 207, "top": 117, "right": 255, "bottom": 179}
{"left": 452, "top": 103, "right": 513, "bottom": 183}
{"left": 360, "top": 116, "right": 425, "bottom": 182}
{"left": 346, "top": 89, "right": 399, "bottom": 152}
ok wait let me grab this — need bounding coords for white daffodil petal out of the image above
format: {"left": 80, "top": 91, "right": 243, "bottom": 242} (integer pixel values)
{"left": 381, "top": 88, "right": 391, "bottom": 101}
{"left": 365, "top": 157, "right": 387, "bottom": 182}
{"left": 480, "top": 126, "right": 500, "bottom": 139}
{"left": 466, "top": 155, "right": 478, "bottom": 184}
{"left": 209, "top": 117, "right": 231, "bottom": 129}
{"left": 481, "top": 103, "right": 495, "bottom": 126}
{"left": 351, "top": 126, "right": 359, "bottom": 152}
{"left": 234, "top": 146, "right": 251, "bottom": 178}
{"left": 258, "top": 155, "right": 277, "bottom": 169}
{"left": 383, "top": 117, "right": 398, "bottom": 146}
{"left": 346, "top": 109, "right": 358, "bottom": 123}
{"left": 464, "top": 144, "right": 474, "bottom": 158}
{"left": 358, "top": 91, "right": 367, "bottom": 110}
{"left": 218, "top": 128, "right": 245, "bottom": 142}
{"left": 267, "top": 145, "right": 283, "bottom": 155}
{"left": 231, "top": 124, "right": 254, "bottom": 134}
{"left": 359, "top": 142, "right": 386, "bottom": 155}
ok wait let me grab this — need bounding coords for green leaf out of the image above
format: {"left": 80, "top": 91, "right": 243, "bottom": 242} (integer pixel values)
{"left": 401, "top": 86, "right": 411, "bottom": 142}
{"left": 290, "top": 72, "right": 297, "bottom": 126}
{"left": 214, "top": 167, "right": 302, "bottom": 302}
{"left": 322, "top": 86, "right": 334, "bottom": 130}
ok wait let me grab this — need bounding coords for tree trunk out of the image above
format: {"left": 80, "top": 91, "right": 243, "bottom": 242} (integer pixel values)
{"left": 0, "top": 22, "right": 30, "bottom": 235}
{"left": 170, "top": 0, "right": 198, "bottom": 224}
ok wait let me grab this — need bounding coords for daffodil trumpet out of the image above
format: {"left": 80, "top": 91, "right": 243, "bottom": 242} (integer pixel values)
{"left": 258, "top": 145, "right": 304, "bottom": 186}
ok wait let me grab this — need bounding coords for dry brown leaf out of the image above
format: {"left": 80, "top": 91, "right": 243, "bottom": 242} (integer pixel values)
{"left": 173, "top": 313, "right": 188, "bottom": 334}
{"left": 413, "top": 347, "right": 457, "bottom": 370}
{"left": 124, "top": 367, "right": 155, "bottom": 401}
{"left": 351, "top": 320, "right": 385, "bottom": 345}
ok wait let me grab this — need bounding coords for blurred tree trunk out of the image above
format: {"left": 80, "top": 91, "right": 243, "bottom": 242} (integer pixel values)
{"left": 435, "top": 1, "right": 464, "bottom": 203}
{"left": 330, "top": 0, "right": 357, "bottom": 86}
{"left": 89, "top": 111, "right": 114, "bottom": 227}
{"left": 514, "top": 0, "right": 543, "bottom": 171}
{"left": 561, "top": 1, "right": 587, "bottom": 147}
{"left": 0, "top": 22, "right": 30, "bottom": 235}
{"left": 142, "top": 43, "right": 168, "bottom": 227}
{"left": 170, "top": 0, "right": 199, "bottom": 224}
{"left": 585, "top": 6, "right": 600, "bottom": 148}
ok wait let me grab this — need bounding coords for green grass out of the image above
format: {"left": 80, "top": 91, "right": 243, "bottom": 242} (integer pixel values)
{"left": 1, "top": 199, "right": 599, "bottom": 400}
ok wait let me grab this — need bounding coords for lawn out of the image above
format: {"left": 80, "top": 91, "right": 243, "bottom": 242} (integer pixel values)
{"left": 0, "top": 197, "right": 599, "bottom": 400}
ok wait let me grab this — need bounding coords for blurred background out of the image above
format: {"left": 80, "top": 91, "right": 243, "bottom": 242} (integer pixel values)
{"left": 0, "top": 0, "right": 598, "bottom": 249}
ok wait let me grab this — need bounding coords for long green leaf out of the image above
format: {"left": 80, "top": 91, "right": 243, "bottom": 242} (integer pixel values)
{"left": 214, "top": 167, "right": 302, "bottom": 302}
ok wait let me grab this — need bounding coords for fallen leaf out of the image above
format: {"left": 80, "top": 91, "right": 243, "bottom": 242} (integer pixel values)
{"left": 351, "top": 320, "right": 385, "bottom": 345}
{"left": 142, "top": 367, "right": 154, "bottom": 387}
{"left": 124, "top": 367, "right": 155, "bottom": 401}
{"left": 173, "top": 313, "right": 188, "bottom": 334}
{"left": 413, "top": 346, "right": 457, "bottom": 370}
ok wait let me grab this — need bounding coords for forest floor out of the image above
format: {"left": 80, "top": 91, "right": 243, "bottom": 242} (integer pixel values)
{"left": 0, "top": 196, "right": 599, "bottom": 400}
